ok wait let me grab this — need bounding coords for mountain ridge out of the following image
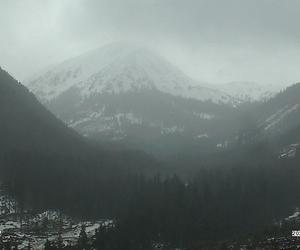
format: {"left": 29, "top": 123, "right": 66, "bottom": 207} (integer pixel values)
{"left": 26, "top": 43, "right": 235, "bottom": 104}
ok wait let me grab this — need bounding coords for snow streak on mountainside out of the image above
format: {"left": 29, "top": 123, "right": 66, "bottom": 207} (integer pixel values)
{"left": 26, "top": 43, "right": 234, "bottom": 104}
{"left": 264, "top": 104, "right": 299, "bottom": 131}
{"left": 255, "top": 83, "right": 300, "bottom": 134}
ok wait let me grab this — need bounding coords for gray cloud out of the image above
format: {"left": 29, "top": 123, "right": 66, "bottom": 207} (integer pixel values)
{"left": 1, "top": 0, "right": 300, "bottom": 85}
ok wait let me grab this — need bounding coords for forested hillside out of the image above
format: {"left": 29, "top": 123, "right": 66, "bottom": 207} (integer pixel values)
{"left": 2, "top": 67, "right": 300, "bottom": 249}
{"left": 0, "top": 67, "right": 158, "bottom": 217}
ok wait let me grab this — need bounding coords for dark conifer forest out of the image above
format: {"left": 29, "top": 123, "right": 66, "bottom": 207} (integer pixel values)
{"left": 1, "top": 66, "right": 300, "bottom": 249}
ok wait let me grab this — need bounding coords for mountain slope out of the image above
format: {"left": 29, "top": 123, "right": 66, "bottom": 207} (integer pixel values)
{"left": 0, "top": 66, "right": 158, "bottom": 170}
{"left": 0, "top": 67, "right": 159, "bottom": 216}
{"left": 225, "top": 83, "right": 300, "bottom": 155}
{"left": 25, "top": 43, "right": 239, "bottom": 156}
{"left": 0, "top": 67, "right": 88, "bottom": 154}
{"left": 26, "top": 43, "right": 234, "bottom": 104}
{"left": 255, "top": 83, "right": 300, "bottom": 134}
{"left": 217, "top": 81, "right": 283, "bottom": 102}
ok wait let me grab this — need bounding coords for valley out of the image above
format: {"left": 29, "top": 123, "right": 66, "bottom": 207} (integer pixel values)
{"left": 1, "top": 43, "right": 300, "bottom": 249}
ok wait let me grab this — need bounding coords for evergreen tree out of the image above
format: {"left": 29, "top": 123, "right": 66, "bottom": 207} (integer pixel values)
{"left": 78, "top": 225, "right": 88, "bottom": 250}
{"left": 219, "top": 242, "right": 228, "bottom": 250}
{"left": 44, "top": 239, "right": 52, "bottom": 250}
{"left": 57, "top": 233, "right": 63, "bottom": 250}
{"left": 4, "top": 241, "right": 11, "bottom": 250}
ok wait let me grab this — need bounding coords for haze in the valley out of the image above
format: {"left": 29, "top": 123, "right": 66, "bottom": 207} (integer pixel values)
{"left": 1, "top": 0, "right": 300, "bottom": 87}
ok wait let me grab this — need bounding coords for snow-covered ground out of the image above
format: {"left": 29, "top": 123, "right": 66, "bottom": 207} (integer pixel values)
{"left": 0, "top": 192, "right": 17, "bottom": 215}
{"left": 0, "top": 192, "right": 113, "bottom": 249}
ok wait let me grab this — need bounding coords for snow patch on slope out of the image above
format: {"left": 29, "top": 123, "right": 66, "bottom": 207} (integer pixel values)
{"left": 192, "top": 112, "right": 215, "bottom": 120}
{"left": 195, "top": 134, "right": 209, "bottom": 139}
{"left": 69, "top": 110, "right": 143, "bottom": 133}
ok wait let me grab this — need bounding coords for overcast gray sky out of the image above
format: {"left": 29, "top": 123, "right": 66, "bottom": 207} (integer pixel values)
{"left": 1, "top": 0, "right": 300, "bottom": 85}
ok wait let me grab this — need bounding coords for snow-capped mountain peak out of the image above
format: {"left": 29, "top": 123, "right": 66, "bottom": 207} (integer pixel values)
{"left": 26, "top": 43, "right": 233, "bottom": 104}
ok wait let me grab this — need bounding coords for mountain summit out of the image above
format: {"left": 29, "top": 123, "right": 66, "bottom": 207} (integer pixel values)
{"left": 26, "top": 43, "right": 233, "bottom": 103}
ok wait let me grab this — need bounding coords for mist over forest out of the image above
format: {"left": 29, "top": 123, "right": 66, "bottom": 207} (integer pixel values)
{"left": 1, "top": 1, "right": 300, "bottom": 249}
